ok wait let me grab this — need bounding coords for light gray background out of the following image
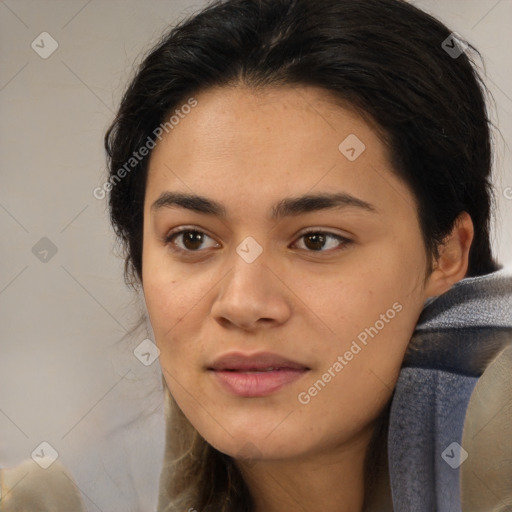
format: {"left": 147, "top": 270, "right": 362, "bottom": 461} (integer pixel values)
{"left": 0, "top": 1, "right": 511, "bottom": 511}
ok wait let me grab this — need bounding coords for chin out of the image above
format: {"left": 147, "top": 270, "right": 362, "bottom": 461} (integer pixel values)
{"left": 199, "top": 422, "right": 309, "bottom": 463}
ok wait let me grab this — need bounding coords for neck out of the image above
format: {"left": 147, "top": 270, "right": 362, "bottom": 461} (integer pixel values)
{"left": 236, "top": 421, "right": 379, "bottom": 512}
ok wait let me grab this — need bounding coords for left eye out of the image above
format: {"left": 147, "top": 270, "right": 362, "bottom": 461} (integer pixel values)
{"left": 292, "top": 230, "right": 352, "bottom": 252}
{"left": 164, "top": 229, "right": 352, "bottom": 254}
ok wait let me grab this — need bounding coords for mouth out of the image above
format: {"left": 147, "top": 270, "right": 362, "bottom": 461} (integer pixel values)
{"left": 207, "top": 351, "right": 310, "bottom": 397}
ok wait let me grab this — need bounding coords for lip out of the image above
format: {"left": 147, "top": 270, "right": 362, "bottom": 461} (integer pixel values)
{"left": 207, "top": 351, "right": 310, "bottom": 397}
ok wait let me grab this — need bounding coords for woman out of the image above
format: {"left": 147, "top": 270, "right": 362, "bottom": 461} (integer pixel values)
{"left": 102, "top": 0, "right": 512, "bottom": 511}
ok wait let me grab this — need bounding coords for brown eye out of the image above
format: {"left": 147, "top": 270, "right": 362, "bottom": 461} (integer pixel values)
{"left": 164, "top": 229, "right": 219, "bottom": 253}
{"left": 293, "top": 231, "right": 352, "bottom": 252}
{"left": 181, "top": 231, "right": 205, "bottom": 251}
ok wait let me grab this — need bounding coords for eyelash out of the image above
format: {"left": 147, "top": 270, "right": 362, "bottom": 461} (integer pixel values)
{"left": 163, "top": 227, "right": 353, "bottom": 256}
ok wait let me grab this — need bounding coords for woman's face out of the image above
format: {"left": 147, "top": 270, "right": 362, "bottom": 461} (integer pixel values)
{"left": 142, "top": 85, "right": 436, "bottom": 462}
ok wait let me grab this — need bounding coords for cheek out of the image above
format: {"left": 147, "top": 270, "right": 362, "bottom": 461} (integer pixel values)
{"left": 142, "top": 260, "right": 187, "bottom": 353}
{"left": 142, "top": 241, "right": 205, "bottom": 332}
{"left": 310, "top": 260, "right": 422, "bottom": 341}
{"left": 303, "top": 247, "right": 426, "bottom": 386}
{"left": 142, "top": 276, "right": 200, "bottom": 400}
{"left": 141, "top": 262, "right": 216, "bottom": 380}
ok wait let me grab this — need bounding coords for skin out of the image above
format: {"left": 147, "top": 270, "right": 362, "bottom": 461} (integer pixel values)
{"left": 142, "top": 85, "right": 473, "bottom": 512}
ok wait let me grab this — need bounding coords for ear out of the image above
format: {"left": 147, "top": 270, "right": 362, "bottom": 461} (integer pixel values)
{"left": 424, "top": 211, "right": 474, "bottom": 299}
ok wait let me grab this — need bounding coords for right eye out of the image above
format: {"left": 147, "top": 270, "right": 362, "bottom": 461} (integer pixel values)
{"left": 164, "top": 228, "right": 220, "bottom": 254}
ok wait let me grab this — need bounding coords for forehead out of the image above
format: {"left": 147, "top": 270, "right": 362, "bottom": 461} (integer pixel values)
{"left": 145, "top": 85, "right": 416, "bottom": 221}
{"left": 148, "top": 85, "right": 377, "bottom": 168}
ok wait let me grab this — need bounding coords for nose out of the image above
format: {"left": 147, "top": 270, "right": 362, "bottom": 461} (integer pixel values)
{"left": 210, "top": 242, "right": 292, "bottom": 331}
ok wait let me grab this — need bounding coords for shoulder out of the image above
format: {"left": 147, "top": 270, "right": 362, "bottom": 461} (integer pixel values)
{"left": 0, "top": 459, "right": 86, "bottom": 511}
{"left": 461, "top": 338, "right": 512, "bottom": 510}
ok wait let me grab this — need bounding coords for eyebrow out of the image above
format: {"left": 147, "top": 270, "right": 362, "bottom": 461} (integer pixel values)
{"left": 150, "top": 191, "right": 377, "bottom": 220}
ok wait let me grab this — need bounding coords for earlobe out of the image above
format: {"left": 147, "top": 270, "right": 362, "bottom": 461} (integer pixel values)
{"left": 424, "top": 211, "right": 474, "bottom": 299}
